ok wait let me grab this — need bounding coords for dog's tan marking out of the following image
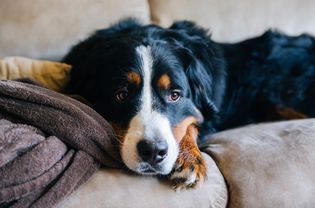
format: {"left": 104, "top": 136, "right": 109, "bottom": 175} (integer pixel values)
{"left": 276, "top": 107, "right": 307, "bottom": 119}
{"left": 170, "top": 124, "right": 207, "bottom": 189}
{"left": 265, "top": 106, "right": 308, "bottom": 121}
{"left": 157, "top": 74, "right": 171, "bottom": 90}
{"left": 172, "top": 116, "right": 198, "bottom": 143}
{"left": 127, "top": 72, "right": 141, "bottom": 86}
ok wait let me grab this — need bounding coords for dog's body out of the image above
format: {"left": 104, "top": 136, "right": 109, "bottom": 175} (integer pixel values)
{"left": 63, "top": 19, "right": 315, "bottom": 188}
{"left": 218, "top": 31, "right": 315, "bottom": 131}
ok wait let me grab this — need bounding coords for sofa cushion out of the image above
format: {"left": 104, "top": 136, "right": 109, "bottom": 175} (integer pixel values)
{"left": 202, "top": 119, "right": 315, "bottom": 208}
{"left": 58, "top": 119, "right": 315, "bottom": 208}
{"left": 0, "top": 0, "right": 150, "bottom": 60}
{"left": 57, "top": 153, "right": 228, "bottom": 208}
{"left": 149, "top": 0, "right": 315, "bottom": 42}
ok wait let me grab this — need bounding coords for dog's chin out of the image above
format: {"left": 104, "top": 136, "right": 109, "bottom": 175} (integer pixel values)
{"left": 121, "top": 154, "right": 178, "bottom": 175}
{"left": 134, "top": 162, "right": 174, "bottom": 175}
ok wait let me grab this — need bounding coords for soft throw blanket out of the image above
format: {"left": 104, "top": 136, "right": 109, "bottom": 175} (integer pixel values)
{"left": 0, "top": 80, "right": 123, "bottom": 207}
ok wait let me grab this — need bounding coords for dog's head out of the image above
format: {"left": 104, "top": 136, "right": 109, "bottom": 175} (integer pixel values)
{"left": 63, "top": 19, "right": 226, "bottom": 175}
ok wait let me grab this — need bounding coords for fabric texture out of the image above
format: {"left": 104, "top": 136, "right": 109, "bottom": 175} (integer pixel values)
{"left": 0, "top": 0, "right": 150, "bottom": 60}
{"left": 57, "top": 153, "right": 227, "bottom": 208}
{"left": 58, "top": 119, "right": 315, "bottom": 208}
{"left": 0, "top": 57, "right": 71, "bottom": 91}
{"left": 0, "top": 80, "right": 123, "bottom": 207}
{"left": 149, "top": 0, "right": 315, "bottom": 42}
{"left": 2, "top": 0, "right": 315, "bottom": 59}
{"left": 202, "top": 119, "right": 315, "bottom": 208}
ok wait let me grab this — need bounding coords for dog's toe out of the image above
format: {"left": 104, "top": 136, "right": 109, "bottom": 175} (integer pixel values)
{"left": 169, "top": 148, "right": 207, "bottom": 190}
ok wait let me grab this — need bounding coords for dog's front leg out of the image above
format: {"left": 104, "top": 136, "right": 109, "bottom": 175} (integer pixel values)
{"left": 169, "top": 124, "right": 207, "bottom": 189}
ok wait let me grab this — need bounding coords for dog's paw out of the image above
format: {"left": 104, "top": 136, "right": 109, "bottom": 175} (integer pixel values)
{"left": 169, "top": 149, "right": 207, "bottom": 190}
{"left": 169, "top": 126, "right": 207, "bottom": 190}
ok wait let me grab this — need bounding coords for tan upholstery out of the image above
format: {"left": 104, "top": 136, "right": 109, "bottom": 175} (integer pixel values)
{"left": 0, "top": 0, "right": 150, "bottom": 60}
{"left": 58, "top": 119, "right": 315, "bottom": 208}
{"left": 203, "top": 119, "right": 315, "bottom": 208}
{"left": 149, "top": 0, "right": 315, "bottom": 42}
{"left": 57, "top": 153, "right": 228, "bottom": 208}
{"left": 1, "top": 0, "right": 315, "bottom": 58}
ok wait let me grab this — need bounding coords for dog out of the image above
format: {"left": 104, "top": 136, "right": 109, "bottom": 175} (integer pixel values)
{"left": 63, "top": 19, "right": 315, "bottom": 189}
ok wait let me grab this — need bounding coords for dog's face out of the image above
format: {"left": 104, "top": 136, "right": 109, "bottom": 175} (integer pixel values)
{"left": 64, "top": 19, "right": 226, "bottom": 175}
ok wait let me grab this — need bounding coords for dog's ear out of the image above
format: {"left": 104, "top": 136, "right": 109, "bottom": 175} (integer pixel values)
{"left": 170, "top": 21, "right": 226, "bottom": 119}
{"left": 62, "top": 18, "right": 142, "bottom": 94}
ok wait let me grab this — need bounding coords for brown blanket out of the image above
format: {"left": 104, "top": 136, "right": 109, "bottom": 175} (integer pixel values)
{"left": 0, "top": 80, "right": 123, "bottom": 207}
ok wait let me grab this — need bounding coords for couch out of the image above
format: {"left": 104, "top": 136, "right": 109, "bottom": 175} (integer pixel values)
{"left": 1, "top": 1, "right": 315, "bottom": 207}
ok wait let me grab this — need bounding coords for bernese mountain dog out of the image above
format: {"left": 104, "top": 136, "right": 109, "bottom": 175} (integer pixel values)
{"left": 63, "top": 19, "right": 315, "bottom": 189}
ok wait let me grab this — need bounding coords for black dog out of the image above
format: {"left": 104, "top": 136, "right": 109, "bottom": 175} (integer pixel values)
{"left": 63, "top": 19, "right": 315, "bottom": 189}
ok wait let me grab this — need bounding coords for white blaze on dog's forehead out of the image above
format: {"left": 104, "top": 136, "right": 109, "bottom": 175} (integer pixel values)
{"left": 136, "top": 45, "right": 153, "bottom": 118}
{"left": 121, "top": 45, "right": 178, "bottom": 175}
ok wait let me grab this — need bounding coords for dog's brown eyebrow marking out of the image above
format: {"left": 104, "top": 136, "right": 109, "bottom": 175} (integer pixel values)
{"left": 157, "top": 74, "right": 171, "bottom": 90}
{"left": 127, "top": 72, "right": 141, "bottom": 86}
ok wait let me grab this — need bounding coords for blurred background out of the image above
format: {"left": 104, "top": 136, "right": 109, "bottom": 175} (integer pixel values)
{"left": 1, "top": 0, "right": 315, "bottom": 60}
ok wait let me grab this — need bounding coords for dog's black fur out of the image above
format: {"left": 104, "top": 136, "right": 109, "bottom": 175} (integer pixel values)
{"left": 218, "top": 31, "right": 315, "bottom": 132}
{"left": 63, "top": 19, "right": 315, "bottom": 142}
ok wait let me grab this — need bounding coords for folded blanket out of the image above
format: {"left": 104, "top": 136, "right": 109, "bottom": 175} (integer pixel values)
{"left": 0, "top": 80, "right": 123, "bottom": 207}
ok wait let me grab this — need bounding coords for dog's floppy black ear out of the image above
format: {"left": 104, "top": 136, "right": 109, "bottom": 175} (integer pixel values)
{"left": 170, "top": 21, "right": 226, "bottom": 119}
{"left": 62, "top": 18, "right": 142, "bottom": 94}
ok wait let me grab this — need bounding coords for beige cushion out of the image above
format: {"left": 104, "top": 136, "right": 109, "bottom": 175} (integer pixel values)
{"left": 0, "top": 0, "right": 150, "bottom": 60}
{"left": 57, "top": 153, "right": 228, "bottom": 208}
{"left": 0, "top": 57, "right": 70, "bottom": 91}
{"left": 202, "top": 119, "right": 315, "bottom": 208}
{"left": 149, "top": 0, "right": 315, "bottom": 42}
{"left": 58, "top": 119, "right": 315, "bottom": 208}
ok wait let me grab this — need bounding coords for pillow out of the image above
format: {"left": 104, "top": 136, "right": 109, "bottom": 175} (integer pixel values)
{"left": 202, "top": 119, "right": 315, "bottom": 207}
{"left": 0, "top": 56, "right": 71, "bottom": 91}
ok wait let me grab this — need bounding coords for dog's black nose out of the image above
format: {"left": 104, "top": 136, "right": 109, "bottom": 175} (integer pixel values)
{"left": 137, "top": 140, "right": 168, "bottom": 164}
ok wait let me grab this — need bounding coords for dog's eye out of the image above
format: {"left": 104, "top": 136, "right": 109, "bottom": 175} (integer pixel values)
{"left": 115, "top": 89, "right": 129, "bottom": 102}
{"left": 168, "top": 90, "right": 181, "bottom": 102}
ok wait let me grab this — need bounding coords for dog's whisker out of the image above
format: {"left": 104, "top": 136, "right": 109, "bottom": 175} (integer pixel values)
{"left": 106, "top": 132, "right": 124, "bottom": 145}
